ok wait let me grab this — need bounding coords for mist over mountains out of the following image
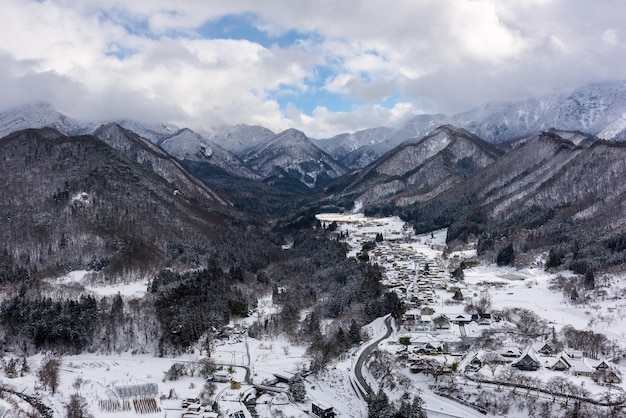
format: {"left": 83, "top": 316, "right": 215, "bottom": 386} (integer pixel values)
{"left": 3, "top": 80, "right": 626, "bottom": 278}
{"left": 317, "top": 80, "right": 626, "bottom": 168}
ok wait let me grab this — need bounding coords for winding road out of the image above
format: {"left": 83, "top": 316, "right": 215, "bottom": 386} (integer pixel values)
{"left": 352, "top": 315, "right": 393, "bottom": 398}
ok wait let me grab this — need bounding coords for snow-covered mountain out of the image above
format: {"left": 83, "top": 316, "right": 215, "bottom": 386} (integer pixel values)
{"left": 93, "top": 123, "right": 230, "bottom": 206}
{"left": 201, "top": 124, "right": 275, "bottom": 157}
{"left": 0, "top": 103, "right": 94, "bottom": 137}
{"left": 315, "top": 127, "right": 395, "bottom": 168}
{"left": 453, "top": 80, "right": 626, "bottom": 142}
{"left": 317, "top": 80, "right": 626, "bottom": 168}
{"left": 327, "top": 125, "right": 501, "bottom": 207}
{"left": 160, "top": 128, "right": 260, "bottom": 179}
{"left": 115, "top": 119, "right": 179, "bottom": 143}
{"left": 244, "top": 128, "right": 347, "bottom": 188}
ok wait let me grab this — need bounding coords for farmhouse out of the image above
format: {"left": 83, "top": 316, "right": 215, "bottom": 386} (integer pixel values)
{"left": 531, "top": 341, "right": 556, "bottom": 356}
{"left": 547, "top": 353, "right": 572, "bottom": 372}
{"left": 498, "top": 346, "right": 522, "bottom": 358}
{"left": 410, "top": 334, "right": 444, "bottom": 353}
{"left": 514, "top": 347, "right": 540, "bottom": 371}
{"left": 449, "top": 314, "right": 473, "bottom": 325}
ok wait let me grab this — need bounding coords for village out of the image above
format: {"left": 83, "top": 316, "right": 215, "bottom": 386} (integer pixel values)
{"left": 317, "top": 213, "right": 626, "bottom": 416}
{"left": 4, "top": 214, "right": 626, "bottom": 418}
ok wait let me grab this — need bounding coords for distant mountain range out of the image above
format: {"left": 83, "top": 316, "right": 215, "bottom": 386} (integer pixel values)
{"left": 316, "top": 80, "right": 626, "bottom": 168}
{"left": 4, "top": 80, "right": 626, "bottom": 273}
{"left": 4, "top": 81, "right": 626, "bottom": 177}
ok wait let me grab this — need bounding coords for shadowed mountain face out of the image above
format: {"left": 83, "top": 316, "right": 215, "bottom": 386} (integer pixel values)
{"left": 324, "top": 125, "right": 502, "bottom": 208}
{"left": 315, "top": 81, "right": 626, "bottom": 168}
{"left": 391, "top": 131, "right": 626, "bottom": 271}
{"left": 243, "top": 128, "right": 348, "bottom": 189}
{"left": 93, "top": 123, "right": 231, "bottom": 207}
{"left": 0, "top": 128, "right": 233, "bottom": 278}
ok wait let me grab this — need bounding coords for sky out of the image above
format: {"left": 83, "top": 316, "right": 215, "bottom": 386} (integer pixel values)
{"left": 1, "top": 0, "right": 625, "bottom": 138}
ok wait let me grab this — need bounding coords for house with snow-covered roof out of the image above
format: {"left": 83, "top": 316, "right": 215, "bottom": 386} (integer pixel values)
{"left": 563, "top": 348, "right": 583, "bottom": 358}
{"left": 514, "top": 347, "right": 540, "bottom": 371}
{"left": 546, "top": 352, "right": 572, "bottom": 372}
{"left": 567, "top": 357, "right": 595, "bottom": 377}
{"left": 450, "top": 314, "right": 473, "bottom": 324}
{"left": 410, "top": 334, "right": 444, "bottom": 353}
{"left": 531, "top": 341, "right": 557, "bottom": 356}
{"left": 498, "top": 346, "right": 522, "bottom": 358}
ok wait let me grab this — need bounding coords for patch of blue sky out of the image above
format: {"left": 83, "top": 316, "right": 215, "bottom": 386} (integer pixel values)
{"left": 197, "top": 13, "right": 310, "bottom": 48}
{"left": 97, "top": 9, "right": 154, "bottom": 38}
{"left": 273, "top": 86, "right": 363, "bottom": 115}
{"left": 105, "top": 43, "right": 137, "bottom": 60}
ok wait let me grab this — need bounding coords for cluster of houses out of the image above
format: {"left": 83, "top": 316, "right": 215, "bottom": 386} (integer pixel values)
{"left": 322, "top": 215, "right": 625, "bottom": 396}
{"left": 372, "top": 244, "right": 448, "bottom": 308}
{"left": 401, "top": 309, "right": 492, "bottom": 332}
{"left": 467, "top": 341, "right": 622, "bottom": 385}
{"left": 399, "top": 308, "right": 623, "bottom": 389}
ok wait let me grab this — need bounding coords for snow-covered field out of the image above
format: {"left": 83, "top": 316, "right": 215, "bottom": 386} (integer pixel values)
{"left": 2, "top": 214, "right": 626, "bottom": 417}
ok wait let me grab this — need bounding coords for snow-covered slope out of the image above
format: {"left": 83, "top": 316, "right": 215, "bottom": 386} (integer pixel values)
{"left": 0, "top": 103, "right": 94, "bottom": 137}
{"left": 93, "top": 123, "right": 230, "bottom": 206}
{"left": 453, "top": 80, "right": 626, "bottom": 143}
{"left": 319, "top": 80, "right": 626, "bottom": 168}
{"left": 244, "top": 128, "right": 347, "bottom": 188}
{"left": 329, "top": 125, "right": 501, "bottom": 207}
{"left": 315, "top": 127, "right": 395, "bottom": 167}
{"left": 160, "top": 128, "right": 260, "bottom": 179}
{"left": 202, "top": 124, "right": 275, "bottom": 157}
{"left": 114, "top": 119, "right": 179, "bottom": 143}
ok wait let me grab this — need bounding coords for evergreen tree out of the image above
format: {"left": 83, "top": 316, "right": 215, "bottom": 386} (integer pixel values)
{"left": 583, "top": 270, "right": 595, "bottom": 290}
{"left": 65, "top": 393, "right": 93, "bottom": 418}
{"left": 348, "top": 319, "right": 362, "bottom": 344}
{"left": 496, "top": 244, "right": 515, "bottom": 266}
{"left": 400, "top": 395, "right": 427, "bottom": 418}
{"left": 368, "top": 389, "right": 394, "bottom": 418}
{"left": 288, "top": 373, "right": 306, "bottom": 402}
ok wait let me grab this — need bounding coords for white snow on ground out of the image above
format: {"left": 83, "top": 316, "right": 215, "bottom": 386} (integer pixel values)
{"left": 3, "top": 213, "right": 626, "bottom": 417}
{"left": 42, "top": 270, "right": 150, "bottom": 298}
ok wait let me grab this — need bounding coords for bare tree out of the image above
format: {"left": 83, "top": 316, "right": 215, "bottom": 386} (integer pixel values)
{"left": 38, "top": 355, "right": 61, "bottom": 394}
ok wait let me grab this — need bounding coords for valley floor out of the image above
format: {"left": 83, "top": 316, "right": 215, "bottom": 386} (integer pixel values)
{"left": 2, "top": 214, "right": 626, "bottom": 417}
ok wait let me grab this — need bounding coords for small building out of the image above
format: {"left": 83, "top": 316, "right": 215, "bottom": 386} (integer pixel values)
{"left": 603, "top": 369, "right": 623, "bottom": 385}
{"left": 466, "top": 354, "right": 483, "bottom": 372}
{"left": 312, "top": 401, "right": 335, "bottom": 418}
{"left": 212, "top": 370, "right": 232, "bottom": 383}
{"left": 410, "top": 359, "right": 430, "bottom": 373}
{"left": 595, "top": 359, "right": 612, "bottom": 372}
{"left": 498, "top": 346, "right": 522, "bottom": 358}
{"left": 568, "top": 358, "right": 594, "bottom": 377}
{"left": 230, "top": 380, "right": 241, "bottom": 390}
{"left": 410, "top": 334, "right": 443, "bottom": 353}
{"left": 532, "top": 341, "right": 556, "bottom": 357}
{"left": 515, "top": 347, "right": 540, "bottom": 371}
{"left": 548, "top": 353, "right": 572, "bottom": 372}
{"left": 563, "top": 348, "right": 583, "bottom": 359}
{"left": 450, "top": 314, "right": 473, "bottom": 325}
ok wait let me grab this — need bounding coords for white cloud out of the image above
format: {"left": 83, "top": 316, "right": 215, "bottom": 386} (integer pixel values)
{"left": 602, "top": 29, "right": 619, "bottom": 46}
{"left": 0, "top": 0, "right": 625, "bottom": 137}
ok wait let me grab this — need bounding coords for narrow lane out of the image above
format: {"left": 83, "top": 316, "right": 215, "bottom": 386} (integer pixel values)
{"left": 353, "top": 315, "right": 393, "bottom": 398}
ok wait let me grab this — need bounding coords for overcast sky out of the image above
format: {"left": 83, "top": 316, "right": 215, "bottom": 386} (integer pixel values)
{"left": 1, "top": 0, "right": 625, "bottom": 137}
